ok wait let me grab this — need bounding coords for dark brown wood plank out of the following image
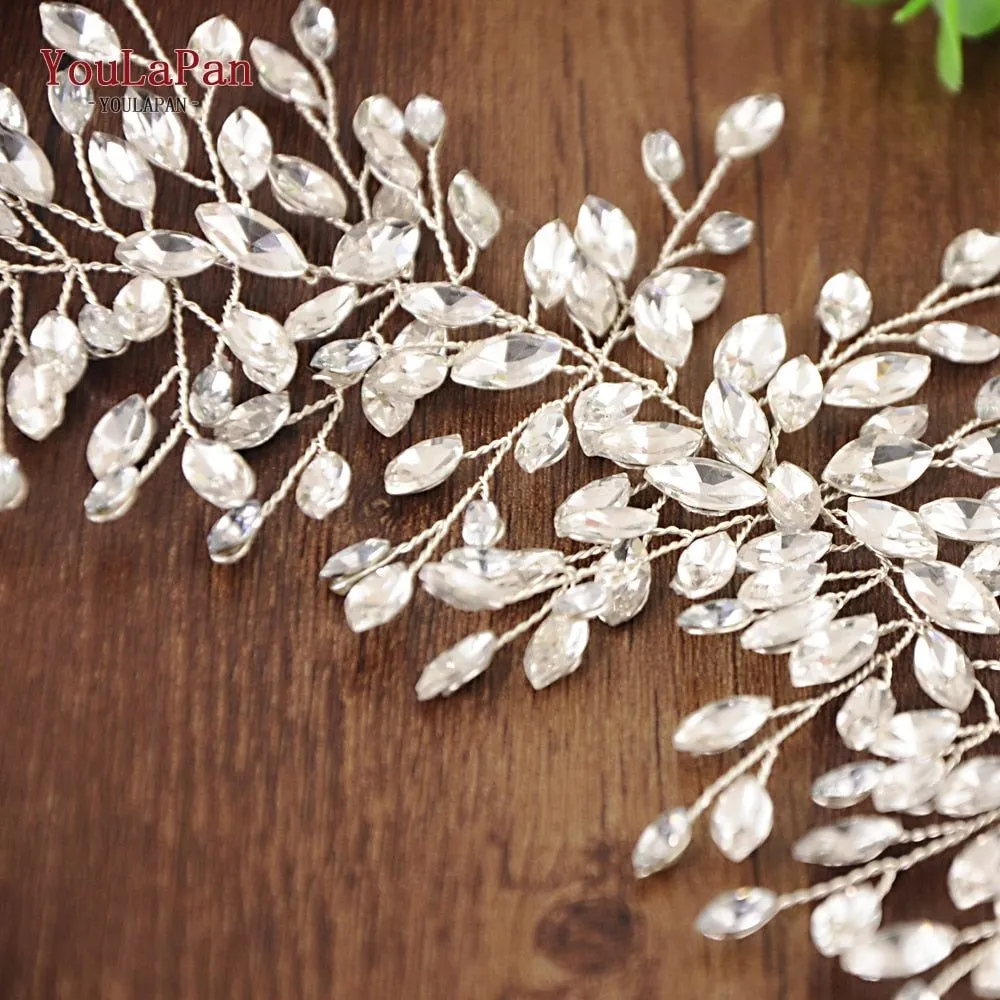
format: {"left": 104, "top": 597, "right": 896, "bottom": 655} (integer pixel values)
{"left": 1, "top": 1, "right": 998, "bottom": 997}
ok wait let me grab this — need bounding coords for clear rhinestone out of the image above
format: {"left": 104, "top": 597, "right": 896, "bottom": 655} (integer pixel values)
{"left": 702, "top": 378, "right": 769, "bottom": 473}
{"left": 188, "top": 15, "right": 243, "bottom": 85}
{"left": 740, "top": 595, "right": 839, "bottom": 653}
{"left": 698, "top": 211, "right": 754, "bottom": 255}
{"left": 523, "top": 614, "right": 589, "bottom": 690}
{"left": 87, "top": 133, "right": 154, "bottom": 211}
{"left": 824, "top": 434, "right": 933, "bottom": 497}
{"left": 872, "top": 758, "right": 946, "bottom": 812}
{"left": 400, "top": 283, "right": 496, "bottom": 328}
{"left": 182, "top": 438, "right": 255, "bottom": 508}
{"left": 766, "top": 462, "right": 821, "bottom": 530}
{"left": 565, "top": 257, "right": 617, "bottom": 335}
{"left": 121, "top": 87, "right": 188, "bottom": 172}
{"left": 598, "top": 422, "right": 702, "bottom": 468}
{"left": 404, "top": 94, "right": 445, "bottom": 145}
{"left": 29, "top": 311, "right": 86, "bottom": 391}
{"left": 312, "top": 339, "right": 379, "bottom": 386}
{"left": 452, "top": 333, "right": 561, "bottom": 390}
{"left": 574, "top": 195, "right": 637, "bottom": 280}
{"left": 631, "top": 283, "right": 694, "bottom": 368}
{"left": 710, "top": 776, "right": 773, "bottom": 862}
{"left": 790, "top": 613, "right": 879, "bottom": 687}
{"left": 714, "top": 94, "right": 784, "bottom": 158}
{"left": 767, "top": 354, "right": 824, "bottom": 433}
{"left": 794, "top": 816, "right": 903, "bottom": 866}
{"left": 372, "top": 184, "right": 421, "bottom": 223}
{"left": 953, "top": 429, "right": 1000, "bottom": 478}
{"left": 217, "top": 107, "right": 272, "bottom": 190}
{"left": 573, "top": 382, "right": 643, "bottom": 456}
{"left": 321, "top": 538, "right": 390, "bottom": 584}
{"left": 6, "top": 357, "right": 64, "bottom": 441}
{"left": 215, "top": 392, "right": 290, "bottom": 450}
{"left": 113, "top": 275, "right": 171, "bottom": 343}
{"left": 195, "top": 202, "right": 307, "bottom": 277}
{"left": 222, "top": 304, "right": 296, "bottom": 393}
{"left": 640, "top": 130, "right": 684, "bottom": 184}
{"left": 38, "top": 2, "right": 121, "bottom": 60}
{"left": 249, "top": 38, "right": 322, "bottom": 107}
{"left": 365, "top": 134, "right": 422, "bottom": 191}
{"left": 0, "top": 126, "right": 54, "bottom": 204}
{"left": 384, "top": 434, "right": 464, "bottom": 495}
{"left": 677, "top": 597, "right": 754, "bottom": 635}
{"left": 811, "top": 886, "right": 882, "bottom": 957}
{"left": 846, "top": 498, "right": 938, "bottom": 559}
{"left": 919, "top": 497, "right": 1000, "bottom": 543}
{"left": 78, "top": 303, "right": 125, "bottom": 357}
{"left": 596, "top": 538, "right": 651, "bottom": 626}
{"left": 556, "top": 473, "right": 631, "bottom": 524}
{"left": 738, "top": 562, "right": 826, "bottom": 611}
{"left": 86, "top": 393, "right": 154, "bottom": 478}
{"left": 115, "top": 230, "right": 218, "bottom": 279}
{"left": 285, "top": 285, "right": 357, "bottom": 342}
{"left": 941, "top": 228, "right": 1000, "bottom": 287}
{"left": 523, "top": 220, "right": 577, "bottom": 308}
{"left": 0, "top": 453, "right": 28, "bottom": 511}
{"left": 917, "top": 321, "right": 1000, "bottom": 363}
{"left": 0, "top": 84, "right": 26, "bottom": 134}
{"left": 643, "top": 267, "right": 725, "bottom": 322}
{"left": 824, "top": 353, "right": 931, "bottom": 408}
{"left": 344, "top": 562, "right": 413, "bottom": 632}
{"left": 872, "top": 708, "right": 959, "bottom": 761}
{"left": 841, "top": 923, "right": 956, "bottom": 981}
{"left": 964, "top": 542, "right": 1000, "bottom": 594}
{"left": 673, "top": 696, "right": 771, "bottom": 754}
{"left": 353, "top": 95, "right": 405, "bottom": 149}
{"left": 975, "top": 376, "right": 1000, "bottom": 421}
{"left": 935, "top": 757, "right": 1000, "bottom": 817}
{"left": 551, "top": 582, "right": 609, "bottom": 619}
{"left": 737, "top": 530, "right": 833, "bottom": 571}
{"left": 903, "top": 559, "right": 1000, "bottom": 634}
{"left": 366, "top": 347, "right": 448, "bottom": 400}
{"left": 646, "top": 458, "right": 766, "bottom": 513}
{"left": 515, "top": 406, "right": 570, "bottom": 473}
{"left": 291, "top": 0, "right": 337, "bottom": 60}
{"left": 361, "top": 384, "right": 414, "bottom": 436}
{"left": 811, "top": 760, "right": 886, "bottom": 809}
{"left": 47, "top": 69, "right": 93, "bottom": 135}
{"left": 817, "top": 270, "right": 873, "bottom": 342}
{"left": 295, "top": 451, "right": 350, "bottom": 519}
{"left": 557, "top": 506, "right": 658, "bottom": 544}
{"left": 862, "top": 404, "right": 930, "bottom": 440}
{"left": 838, "top": 679, "right": 896, "bottom": 751}
{"left": 268, "top": 153, "right": 347, "bottom": 220}
{"left": 714, "top": 314, "right": 786, "bottom": 392}
{"left": 206, "top": 500, "right": 261, "bottom": 564}
{"left": 696, "top": 887, "right": 779, "bottom": 940}
{"left": 416, "top": 632, "right": 496, "bottom": 701}
{"left": 189, "top": 362, "right": 234, "bottom": 427}
{"left": 632, "top": 808, "right": 690, "bottom": 877}
{"left": 448, "top": 170, "right": 500, "bottom": 249}
{"left": 462, "top": 500, "right": 504, "bottom": 547}
{"left": 947, "top": 829, "right": 1000, "bottom": 909}
{"left": 0, "top": 200, "right": 23, "bottom": 237}
{"left": 84, "top": 466, "right": 139, "bottom": 523}
{"left": 672, "top": 531, "right": 737, "bottom": 599}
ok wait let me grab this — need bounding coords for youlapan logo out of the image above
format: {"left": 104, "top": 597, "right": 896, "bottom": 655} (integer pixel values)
{"left": 41, "top": 47, "right": 252, "bottom": 108}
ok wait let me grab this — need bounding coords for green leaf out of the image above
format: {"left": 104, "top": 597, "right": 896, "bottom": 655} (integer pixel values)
{"left": 933, "top": 0, "right": 1000, "bottom": 34}
{"left": 936, "top": 0, "right": 965, "bottom": 91}
{"left": 893, "top": 0, "right": 933, "bottom": 22}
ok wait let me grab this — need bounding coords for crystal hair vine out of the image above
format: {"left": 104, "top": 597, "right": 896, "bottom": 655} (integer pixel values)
{"left": 2, "top": 2, "right": 1000, "bottom": 997}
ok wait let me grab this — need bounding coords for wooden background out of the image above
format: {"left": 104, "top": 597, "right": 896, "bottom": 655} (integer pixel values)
{"left": 1, "top": 0, "right": 999, "bottom": 997}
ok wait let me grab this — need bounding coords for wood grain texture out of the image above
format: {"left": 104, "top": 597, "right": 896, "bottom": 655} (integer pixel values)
{"left": 1, "top": 1, "right": 998, "bottom": 997}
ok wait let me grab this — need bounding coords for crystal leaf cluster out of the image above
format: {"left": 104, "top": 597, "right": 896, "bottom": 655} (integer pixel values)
{"left": 3, "top": 4, "right": 1000, "bottom": 998}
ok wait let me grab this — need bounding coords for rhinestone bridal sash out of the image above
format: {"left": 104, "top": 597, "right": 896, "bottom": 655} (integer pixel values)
{"left": 2, "top": 3, "right": 1000, "bottom": 997}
